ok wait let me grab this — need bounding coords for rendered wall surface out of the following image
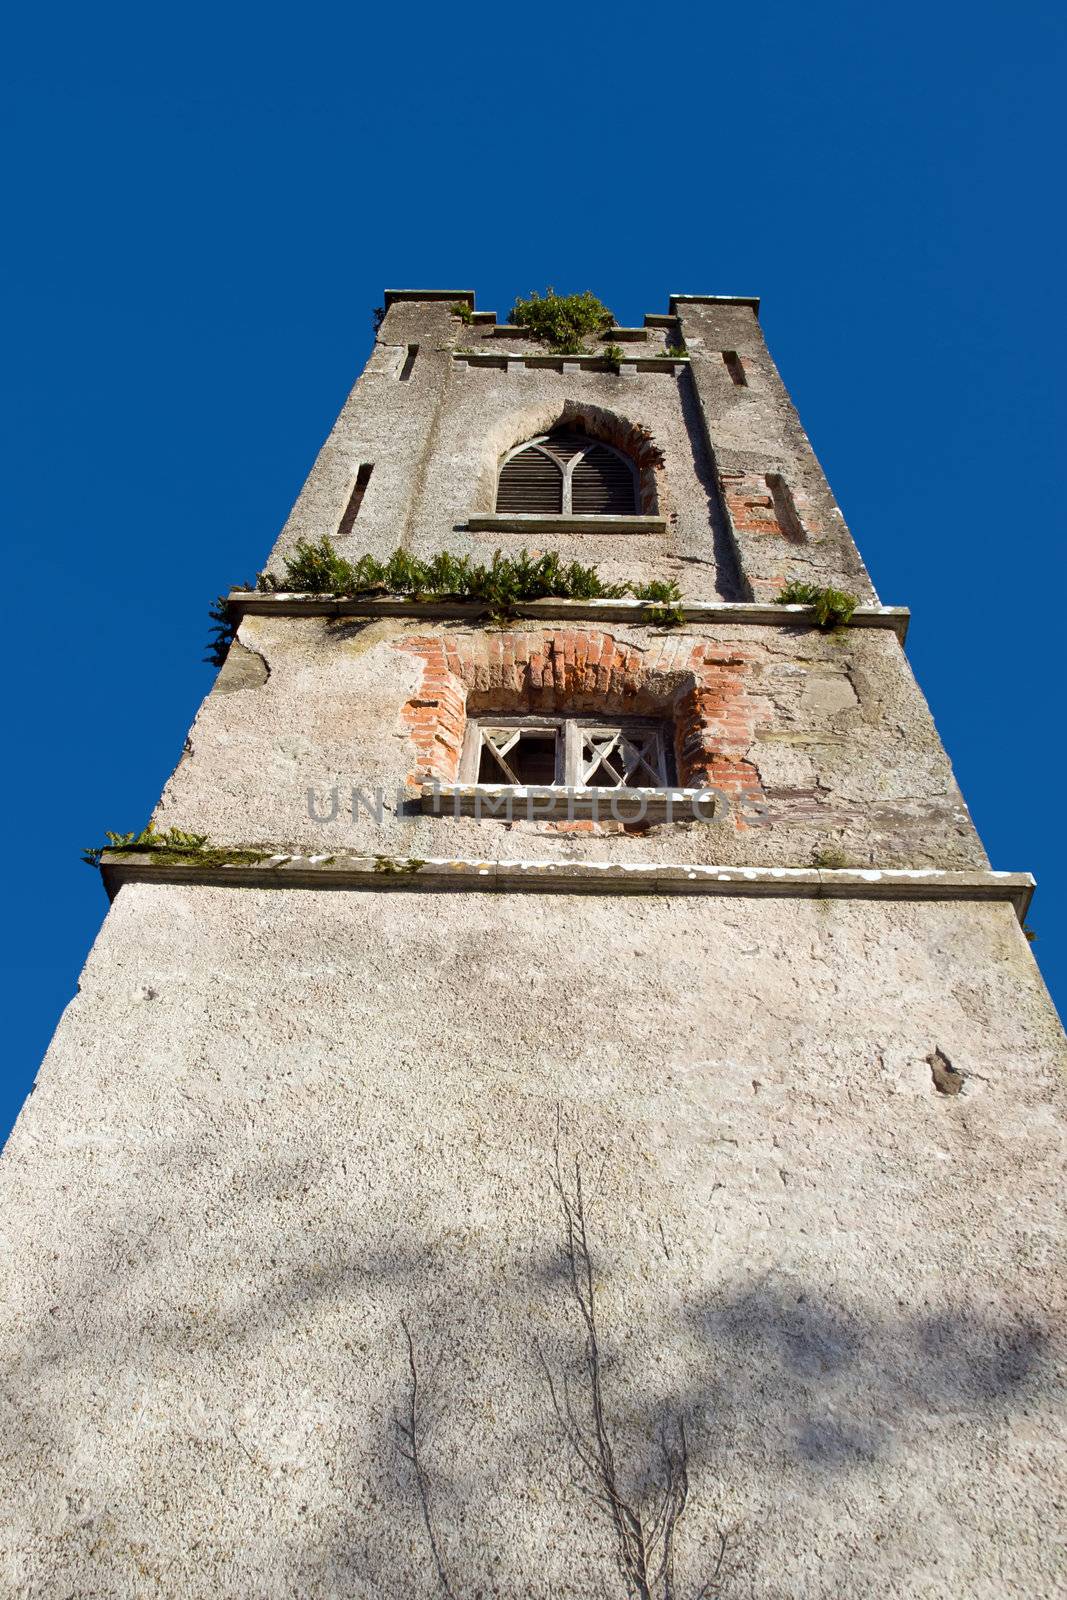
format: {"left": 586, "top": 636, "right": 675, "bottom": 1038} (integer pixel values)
{"left": 0, "top": 887, "right": 1063, "bottom": 1599}
{"left": 265, "top": 299, "right": 874, "bottom": 602}
{"left": 161, "top": 615, "right": 985, "bottom": 872}
{"left": 1, "top": 292, "right": 1064, "bottom": 1599}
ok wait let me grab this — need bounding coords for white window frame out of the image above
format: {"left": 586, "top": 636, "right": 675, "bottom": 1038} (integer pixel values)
{"left": 496, "top": 436, "right": 639, "bottom": 515}
{"left": 459, "top": 715, "right": 672, "bottom": 789}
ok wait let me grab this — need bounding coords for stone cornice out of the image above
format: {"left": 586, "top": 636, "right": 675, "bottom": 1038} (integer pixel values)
{"left": 376, "top": 291, "right": 764, "bottom": 322}
{"left": 99, "top": 854, "right": 1034, "bottom": 922}
{"left": 383, "top": 288, "right": 475, "bottom": 308}
{"left": 227, "top": 592, "right": 910, "bottom": 641}
{"left": 454, "top": 351, "right": 688, "bottom": 372}
{"left": 669, "top": 294, "right": 761, "bottom": 317}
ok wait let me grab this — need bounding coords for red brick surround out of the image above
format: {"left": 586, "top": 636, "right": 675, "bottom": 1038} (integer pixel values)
{"left": 397, "top": 629, "right": 770, "bottom": 816}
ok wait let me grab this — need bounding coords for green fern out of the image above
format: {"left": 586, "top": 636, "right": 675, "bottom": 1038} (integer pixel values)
{"left": 373, "top": 856, "right": 427, "bottom": 875}
{"left": 631, "top": 579, "right": 682, "bottom": 604}
{"left": 630, "top": 579, "right": 686, "bottom": 625}
{"left": 774, "top": 581, "right": 859, "bottom": 629}
{"left": 84, "top": 824, "right": 269, "bottom": 870}
{"left": 257, "top": 540, "right": 631, "bottom": 612}
{"left": 83, "top": 823, "right": 208, "bottom": 868}
{"left": 205, "top": 583, "right": 257, "bottom": 667}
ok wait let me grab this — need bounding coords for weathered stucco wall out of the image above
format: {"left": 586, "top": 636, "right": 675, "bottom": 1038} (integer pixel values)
{"left": 0, "top": 886, "right": 1063, "bottom": 1598}
{"left": 157, "top": 613, "right": 985, "bottom": 871}
{"left": 264, "top": 296, "right": 873, "bottom": 605}
{"left": 675, "top": 300, "right": 879, "bottom": 602}
{"left": 3, "top": 291, "right": 1062, "bottom": 1599}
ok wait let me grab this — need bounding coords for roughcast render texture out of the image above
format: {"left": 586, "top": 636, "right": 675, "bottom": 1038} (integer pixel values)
{"left": 1, "top": 889, "right": 1064, "bottom": 1599}
{"left": 1, "top": 290, "right": 1064, "bottom": 1599}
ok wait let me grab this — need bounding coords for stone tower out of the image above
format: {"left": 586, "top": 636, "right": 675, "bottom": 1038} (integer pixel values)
{"left": 1, "top": 290, "right": 1064, "bottom": 1599}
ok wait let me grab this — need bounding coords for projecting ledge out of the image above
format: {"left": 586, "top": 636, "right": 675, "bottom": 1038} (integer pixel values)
{"left": 383, "top": 288, "right": 475, "bottom": 308}
{"left": 467, "top": 514, "right": 667, "bottom": 535}
{"left": 668, "top": 293, "right": 761, "bottom": 316}
{"left": 226, "top": 592, "right": 911, "bottom": 640}
{"left": 454, "top": 352, "right": 687, "bottom": 372}
{"left": 99, "top": 855, "right": 1035, "bottom": 923}
{"left": 420, "top": 785, "right": 715, "bottom": 822}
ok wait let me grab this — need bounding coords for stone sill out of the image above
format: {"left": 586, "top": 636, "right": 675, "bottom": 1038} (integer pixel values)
{"left": 420, "top": 784, "right": 715, "bottom": 822}
{"left": 228, "top": 592, "right": 911, "bottom": 641}
{"left": 468, "top": 513, "right": 667, "bottom": 536}
{"left": 454, "top": 352, "right": 688, "bottom": 373}
{"left": 99, "top": 853, "right": 1034, "bottom": 922}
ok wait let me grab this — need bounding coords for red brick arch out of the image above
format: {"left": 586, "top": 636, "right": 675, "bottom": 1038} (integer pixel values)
{"left": 396, "top": 628, "right": 770, "bottom": 813}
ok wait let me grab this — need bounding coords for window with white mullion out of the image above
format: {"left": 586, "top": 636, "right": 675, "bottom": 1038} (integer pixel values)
{"left": 579, "top": 727, "right": 668, "bottom": 788}
{"left": 462, "top": 716, "right": 671, "bottom": 789}
{"left": 474, "top": 724, "right": 561, "bottom": 786}
{"left": 479, "top": 729, "right": 525, "bottom": 784}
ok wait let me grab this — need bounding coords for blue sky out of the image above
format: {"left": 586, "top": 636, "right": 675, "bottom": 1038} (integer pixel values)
{"left": 2, "top": 1, "right": 1064, "bottom": 1144}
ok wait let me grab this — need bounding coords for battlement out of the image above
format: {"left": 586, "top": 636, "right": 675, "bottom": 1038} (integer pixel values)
{"left": 380, "top": 286, "right": 762, "bottom": 326}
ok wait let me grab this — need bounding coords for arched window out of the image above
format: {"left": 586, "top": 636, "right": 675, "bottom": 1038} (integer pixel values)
{"left": 496, "top": 431, "right": 638, "bottom": 515}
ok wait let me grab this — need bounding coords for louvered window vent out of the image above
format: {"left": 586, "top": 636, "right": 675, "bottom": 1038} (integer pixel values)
{"left": 495, "top": 432, "right": 638, "bottom": 515}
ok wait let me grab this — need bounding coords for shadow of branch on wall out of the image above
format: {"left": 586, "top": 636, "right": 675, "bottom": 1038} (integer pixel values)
{"left": 1, "top": 1126, "right": 1058, "bottom": 1599}
{"left": 387, "top": 1116, "right": 1055, "bottom": 1598}
{"left": 534, "top": 1131, "right": 731, "bottom": 1599}
{"left": 394, "top": 1126, "right": 734, "bottom": 1599}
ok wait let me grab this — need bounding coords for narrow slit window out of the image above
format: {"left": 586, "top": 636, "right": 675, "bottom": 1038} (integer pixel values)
{"left": 337, "top": 464, "right": 374, "bottom": 538}
{"left": 399, "top": 344, "right": 419, "bottom": 381}
{"left": 766, "top": 473, "right": 805, "bottom": 542}
{"left": 722, "top": 350, "right": 747, "bottom": 387}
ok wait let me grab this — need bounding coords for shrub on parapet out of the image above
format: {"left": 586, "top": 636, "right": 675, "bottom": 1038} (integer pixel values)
{"left": 509, "top": 288, "right": 614, "bottom": 354}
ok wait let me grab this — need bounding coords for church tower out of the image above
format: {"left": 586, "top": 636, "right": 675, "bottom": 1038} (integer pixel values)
{"left": 2, "top": 289, "right": 1063, "bottom": 1598}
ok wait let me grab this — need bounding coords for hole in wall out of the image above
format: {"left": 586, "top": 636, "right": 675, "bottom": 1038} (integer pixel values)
{"left": 337, "top": 464, "right": 374, "bottom": 538}
{"left": 928, "top": 1047, "right": 964, "bottom": 1096}
{"left": 766, "top": 472, "right": 806, "bottom": 543}
{"left": 399, "top": 344, "right": 419, "bottom": 381}
{"left": 723, "top": 350, "right": 748, "bottom": 386}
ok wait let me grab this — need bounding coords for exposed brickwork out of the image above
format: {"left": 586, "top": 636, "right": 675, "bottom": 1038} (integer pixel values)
{"left": 397, "top": 629, "right": 770, "bottom": 819}
{"left": 720, "top": 469, "right": 820, "bottom": 540}
{"left": 396, "top": 638, "right": 466, "bottom": 784}
{"left": 675, "top": 679, "right": 764, "bottom": 807}
{"left": 721, "top": 470, "right": 789, "bottom": 538}
{"left": 718, "top": 468, "right": 824, "bottom": 601}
